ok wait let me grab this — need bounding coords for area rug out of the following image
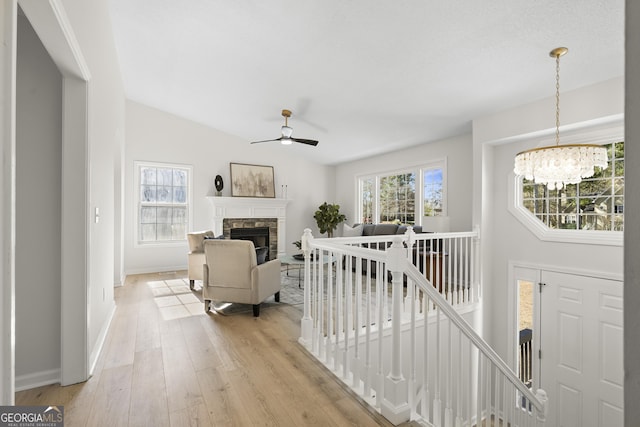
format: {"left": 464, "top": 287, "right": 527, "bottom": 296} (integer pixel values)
{"left": 203, "top": 271, "right": 305, "bottom": 316}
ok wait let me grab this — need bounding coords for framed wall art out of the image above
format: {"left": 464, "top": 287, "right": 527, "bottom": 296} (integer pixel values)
{"left": 230, "top": 163, "right": 275, "bottom": 198}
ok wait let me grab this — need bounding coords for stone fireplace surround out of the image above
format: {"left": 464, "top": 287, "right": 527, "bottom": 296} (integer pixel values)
{"left": 224, "top": 220, "right": 277, "bottom": 261}
{"left": 207, "top": 197, "right": 289, "bottom": 258}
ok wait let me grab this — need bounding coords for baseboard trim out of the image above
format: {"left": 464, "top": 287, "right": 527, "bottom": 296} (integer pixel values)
{"left": 89, "top": 301, "right": 116, "bottom": 376}
{"left": 124, "top": 265, "right": 187, "bottom": 277}
{"left": 15, "top": 368, "right": 61, "bottom": 392}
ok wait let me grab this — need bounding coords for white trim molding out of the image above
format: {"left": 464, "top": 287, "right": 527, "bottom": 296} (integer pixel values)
{"left": 0, "top": 0, "right": 17, "bottom": 406}
{"left": 15, "top": 368, "right": 60, "bottom": 392}
{"left": 508, "top": 172, "right": 623, "bottom": 247}
{"left": 207, "top": 196, "right": 289, "bottom": 257}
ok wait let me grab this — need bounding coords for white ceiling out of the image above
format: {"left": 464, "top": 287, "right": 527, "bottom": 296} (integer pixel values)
{"left": 108, "top": 0, "right": 625, "bottom": 165}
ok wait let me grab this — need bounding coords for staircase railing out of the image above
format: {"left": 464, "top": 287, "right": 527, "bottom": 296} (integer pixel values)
{"left": 298, "top": 228, "right": 548, "bottom": 426}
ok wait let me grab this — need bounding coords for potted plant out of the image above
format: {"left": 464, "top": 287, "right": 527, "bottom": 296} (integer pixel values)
{"left": 313, "top": 202, "right": 347, "bottom": 238}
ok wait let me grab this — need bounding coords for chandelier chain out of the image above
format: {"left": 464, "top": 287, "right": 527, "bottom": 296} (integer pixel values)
{"left": 555, "top": 53, "right": 561, "bottom": 147}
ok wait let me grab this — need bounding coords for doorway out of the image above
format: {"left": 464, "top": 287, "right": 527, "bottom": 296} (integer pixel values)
{"left": 538, "top": 270, "right": 623, "bottom": 427}
{"left": 510, "top": 265, "right": 623, "bottom": 426}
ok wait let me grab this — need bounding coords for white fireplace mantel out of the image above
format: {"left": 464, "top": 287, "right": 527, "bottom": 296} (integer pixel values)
{"left": 206, "top": 197, "right": 290, "bottom": 256}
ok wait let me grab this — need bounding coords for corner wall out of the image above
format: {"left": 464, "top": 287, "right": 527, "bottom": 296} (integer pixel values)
{"left": 124, "top": 101, "right": 334, "bottom": 275}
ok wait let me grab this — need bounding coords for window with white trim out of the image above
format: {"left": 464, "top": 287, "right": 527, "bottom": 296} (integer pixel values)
{"left": 520, "top": 141, "right": 624, "bottom": 231}
{"left": 423, "top": 167, "right": 444, "bottom": 217}
{"left": 357, "top": 161, "right": 446, "bottom": 225}
{"left": 136, "top": 161, "right": 191, "bottom": 243}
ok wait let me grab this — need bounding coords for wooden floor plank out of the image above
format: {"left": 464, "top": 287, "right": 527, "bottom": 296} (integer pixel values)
{"left": 85, "top": 365, "right": 132, "bottom": 427}
{"left": 129, "top": 348, "right": 170, "bottom": 427}
{"left": 15, "top": 271, "right": 398, "bottom": 426}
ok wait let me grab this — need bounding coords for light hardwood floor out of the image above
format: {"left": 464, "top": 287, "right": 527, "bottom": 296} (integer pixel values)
{"left": 16, "top": 271, "right": 416, "bottom": 426}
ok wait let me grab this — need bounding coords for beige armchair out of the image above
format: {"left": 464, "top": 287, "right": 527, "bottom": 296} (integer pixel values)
{"left": 203, "top": 239, "right": 281, "bottom": 317}
{"left": 187, "top": 230, "right": 215, "bottom": 289}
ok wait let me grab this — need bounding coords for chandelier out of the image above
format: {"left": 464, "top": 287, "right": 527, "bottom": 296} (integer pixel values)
{"left": 514, "top": 47, "right": 608, "bottom": 191}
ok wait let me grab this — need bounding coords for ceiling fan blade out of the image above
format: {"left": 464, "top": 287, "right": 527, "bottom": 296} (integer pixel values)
{"left": 250, "top": 137, "right": 283, "bottom": 144}
{"left": 291, "top": 137, "right": 319, "bottom": 146}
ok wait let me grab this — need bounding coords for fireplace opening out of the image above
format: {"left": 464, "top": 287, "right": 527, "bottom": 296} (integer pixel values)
{"left": 230, "top": 227, "right": 270, "bottom": 264}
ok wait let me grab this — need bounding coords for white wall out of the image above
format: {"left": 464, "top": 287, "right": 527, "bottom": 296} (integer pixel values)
{"left": 15, "top": 12, "right": 62, "bottom": 382}
{"left": 61, "top": 0, "right": 124, "bottom": 365}
{"left": 333, "top": 134, "right": 473, "bottom": 233}
{"left": 473, "top": 77, "right": 624, "bottom": 358}
{"left": 624, "top": 0, "right": 640, "bottom": 422}
{"left": 124, "top": 101, "right": 334, "bottom": 275}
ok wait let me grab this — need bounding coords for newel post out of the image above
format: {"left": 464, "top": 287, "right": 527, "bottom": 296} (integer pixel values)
{"left": 298, "top": 228, "right": 314, "bottom": 348}
{"left": 535, "top": 388, "right": 549, "bottom": 425}
{"left": 381, "top": 237, "right": 411, "bottom": 425}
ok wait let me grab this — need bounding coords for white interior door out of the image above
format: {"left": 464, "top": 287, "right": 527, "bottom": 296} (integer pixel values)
{"left": 540, "top": 270, "right": 623, "bottom": 427}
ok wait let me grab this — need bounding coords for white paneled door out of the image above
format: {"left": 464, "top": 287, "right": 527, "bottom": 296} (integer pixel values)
{"left": 540, "top": 271, "right": 623, "bottom": 427}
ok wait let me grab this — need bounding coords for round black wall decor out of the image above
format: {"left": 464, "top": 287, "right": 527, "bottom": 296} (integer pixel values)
{"left": 214, "top": 175, "right": 224, "bottom": 192}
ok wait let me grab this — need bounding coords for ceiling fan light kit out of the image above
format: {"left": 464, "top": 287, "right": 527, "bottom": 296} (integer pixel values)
{"left": 251, "top": 109, "right": 319, "bottom": 147}
{"left": 513, "top": 47, "right": 608, "bottom": 190}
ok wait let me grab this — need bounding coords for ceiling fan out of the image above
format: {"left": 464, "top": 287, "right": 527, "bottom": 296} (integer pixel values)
{"left": 251, "top": 109, "right": 319, "bottom": 146}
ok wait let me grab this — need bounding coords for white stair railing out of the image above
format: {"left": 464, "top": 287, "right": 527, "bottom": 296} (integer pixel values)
{"left": 298, "top": 228, "right": 548, "bottom": 427}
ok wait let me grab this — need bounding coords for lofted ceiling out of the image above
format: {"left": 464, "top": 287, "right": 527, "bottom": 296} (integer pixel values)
{"left": 108, "top": 0, "right": 624, "bottom": 165}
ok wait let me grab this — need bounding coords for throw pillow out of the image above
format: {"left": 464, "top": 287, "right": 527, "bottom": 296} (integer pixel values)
{"left": 204, "top": 234, "right": 225, "bottom": 240}
{"left": 255, "top": 246, "right": 268, "bottom": 265}
{"left": 343, "top": 223, "right": 363, "bottom": 237}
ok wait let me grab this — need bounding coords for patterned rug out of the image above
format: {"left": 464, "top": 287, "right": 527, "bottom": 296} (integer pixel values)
{"left": 199, "top": 270, "right": 305, "bottom": 316}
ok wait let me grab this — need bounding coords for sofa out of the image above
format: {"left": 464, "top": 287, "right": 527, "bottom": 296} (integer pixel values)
{"left": 342, "top": 223, "right": 426, "bottom": 276}
{"left": 187, "top": 230, "right": 216, "bottom": 289}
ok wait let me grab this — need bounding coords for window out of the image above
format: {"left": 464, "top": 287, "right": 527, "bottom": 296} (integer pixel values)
{"left": 521, "top": 141, "right": 624, "bottom": 231}
{"left": 379, "top": 172, "right": 416, "bottom": 224}
{"left": 360, "top": 177, "right": 375, "bottom": 224}
{"left": 423, "top": 167, "right": 444, "bottom": 217}
{"left": 136, "top": 161, "right": 191, "bottom": 244}
{"left": 357, "top": 160, "right": 446, "bottom": 225}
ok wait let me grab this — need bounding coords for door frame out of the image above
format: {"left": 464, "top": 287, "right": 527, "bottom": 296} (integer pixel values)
{"left": 507, "top": 260, "right": 623, "bottom": 391}
{"left": 1, "top": 0, "right": 90, "bottom": 403}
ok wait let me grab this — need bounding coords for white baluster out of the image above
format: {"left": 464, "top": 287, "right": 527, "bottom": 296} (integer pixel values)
{"left": 364, "top": 266, "right": 372, "bottom": 398}
{"left": 434, "top": 306, "right": 442, "bottom": 427}
{"left": 343, "top": 254, "right": 352, "bottom": 379}
{"left": 325, "top": 250, "right": 333, "bottom": 366}
{"left": 299, "top": 229, "right": 314, "bottom": 348}
{"left": 335, "top": 254, "right": 344, "bottom": 373}
{"left": 352, "top": 256, "right": 362, "bottom": 388}
{"left": 422, "top": 293, "right": 430, "bottom": 422}
{"left": 445, "top": 318, "right": 453, "bottom": 427}
{"left": 376, "top": 258, "right": 384, "bottom": 409}
{"left": 455, "top": 330, "right": 463, "bottom": 427}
